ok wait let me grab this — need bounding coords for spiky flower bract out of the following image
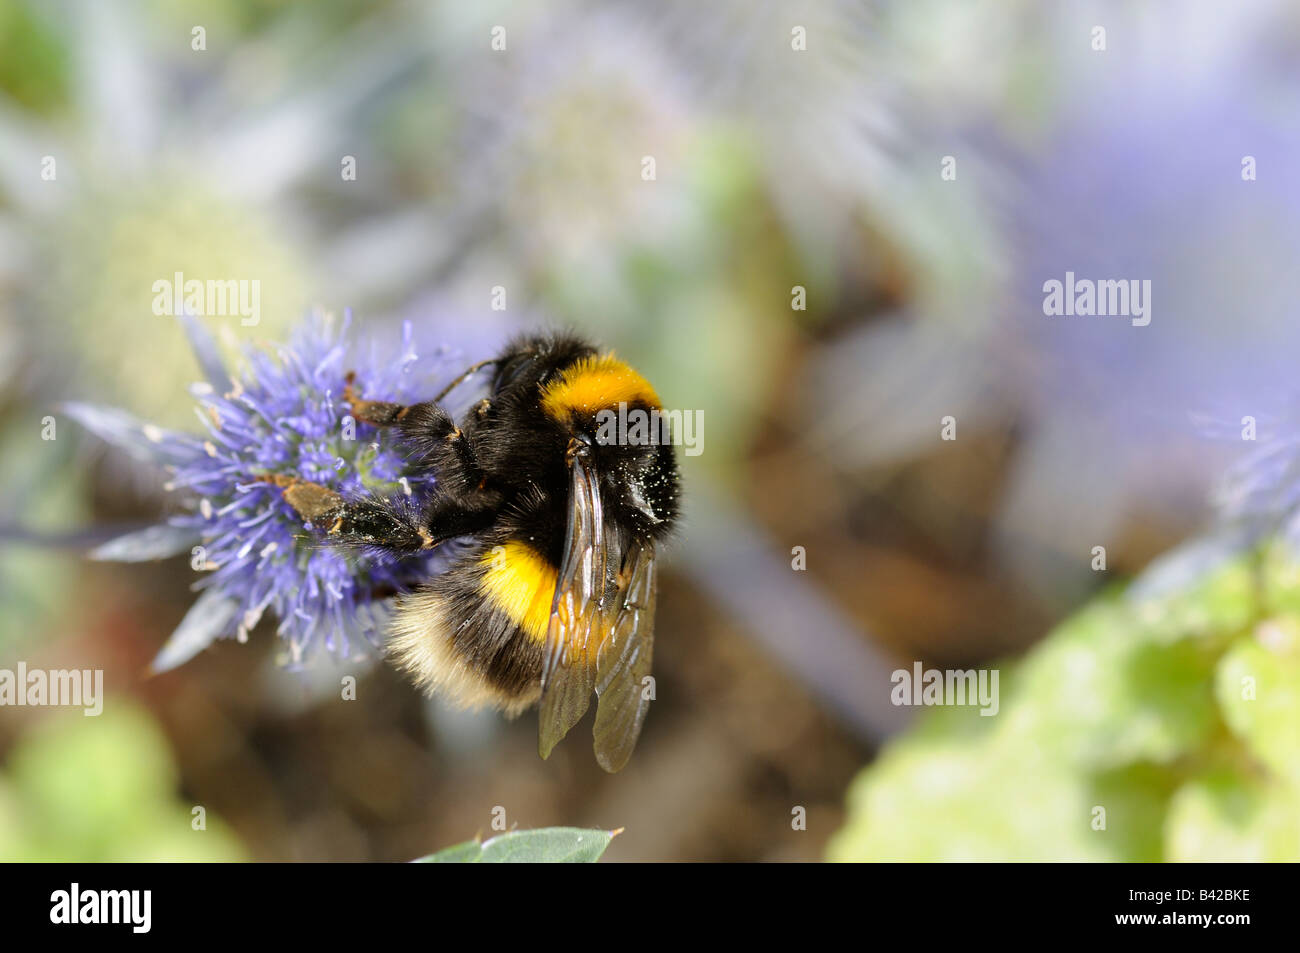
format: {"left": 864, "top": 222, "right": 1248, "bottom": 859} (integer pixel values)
{"left": 68, "top": 312, "right": 465, "bottom": 672}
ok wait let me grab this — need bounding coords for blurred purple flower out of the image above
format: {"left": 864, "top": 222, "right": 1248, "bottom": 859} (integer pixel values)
{"left": 809, "top": 5, "right": 1300, "bottom": 604}
{"left": 1211, "top": 406, "right": 1300, "bottom": 548}
{"left": 66, "top": 312, "right": 466, "bottom": 672}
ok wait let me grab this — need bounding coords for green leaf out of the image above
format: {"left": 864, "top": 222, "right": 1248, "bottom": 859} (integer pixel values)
{"left": 829, "top": 552, "right": 1288, "bottom": 862}
{"left": 1012, "top": 600, "right": 1218, "bottom": 769}
{"left": 1087, "top": 762, "right": 1180, "bottom": 862}
{"left": 1166, "top": 770, "right": 1300, "bottom": 862}
{"left": 415, "top": 840, "right": 488, "bottom": 864}
{"left": 414, "top": 827, "right": 619, "bottom": 864}
{"left": 825, "top": 723, "right": 1174, "bottom": 862}
{"left": 1215, "top": 622, "right": 1300, "bottom": 786}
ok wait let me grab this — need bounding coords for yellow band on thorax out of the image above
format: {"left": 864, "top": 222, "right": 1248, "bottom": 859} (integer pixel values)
{"left": 539, "top": 354, "right": 661, "bottom": 423}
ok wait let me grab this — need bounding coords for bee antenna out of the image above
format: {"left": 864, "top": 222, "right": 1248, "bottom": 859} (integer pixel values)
{"left": 433, "top": 357, "right": 502, "bottom": 403}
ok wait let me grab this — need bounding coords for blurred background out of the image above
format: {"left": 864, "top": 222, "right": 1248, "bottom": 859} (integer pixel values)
{"left": 3, "top": 0, "right": 1300, "bottom": 861}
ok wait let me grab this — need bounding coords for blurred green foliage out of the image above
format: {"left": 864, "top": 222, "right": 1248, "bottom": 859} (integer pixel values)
{"left": 0, "top": 417, "right": 85, "bottom": 657}
{"left": 0, "top": 703, "right": 246, "bottom": 861}
{"left": 0, "top": 0, "right": 69, "bottom": 113}
{"left": 828, "top": 546, "right": 1300, "bottom": 861}
{"left": 34, "top": 179, "right": 305, "bottom": 425}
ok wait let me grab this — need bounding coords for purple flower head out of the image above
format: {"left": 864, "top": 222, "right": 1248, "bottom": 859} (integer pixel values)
{"left": 67, "top": 312, "right": 471, "bottom": 672}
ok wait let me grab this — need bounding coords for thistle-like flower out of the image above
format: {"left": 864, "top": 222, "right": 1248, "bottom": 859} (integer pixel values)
{"left": 67, "top": 313, "right": 462, "bottom": 672}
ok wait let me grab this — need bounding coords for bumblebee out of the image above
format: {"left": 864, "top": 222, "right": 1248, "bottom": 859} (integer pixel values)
{"left": 282, "top": 332, "right": 679, "bottom": 772}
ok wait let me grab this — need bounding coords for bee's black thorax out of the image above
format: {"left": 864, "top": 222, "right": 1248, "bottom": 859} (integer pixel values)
{"left": 444, "top": 332, "right": 680, "bottom": 564}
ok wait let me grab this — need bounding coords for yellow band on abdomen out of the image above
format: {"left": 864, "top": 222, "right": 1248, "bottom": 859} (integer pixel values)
{"left": 479, "top": 541, "right": 559, "bottom": 643}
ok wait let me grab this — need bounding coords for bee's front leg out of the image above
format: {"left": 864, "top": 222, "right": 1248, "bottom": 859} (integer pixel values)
{"left": 343, "top": 372, "right": 447, "bottom": 431}
{"left": 277, "top": 478, "right": 494, "bottom": 556}
{"left": 275, "top": 479, "right": 433, "bottom": 552}
{"left": 344, "top": 374, "right": 488, "bottom": 491}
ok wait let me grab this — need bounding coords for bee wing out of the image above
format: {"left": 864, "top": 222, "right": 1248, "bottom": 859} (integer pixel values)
{"left": 592, "top": 537, "right": 657, "bottom": 773}
{"left": 537, "top": 451, "right": 608, "bottom": 760}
